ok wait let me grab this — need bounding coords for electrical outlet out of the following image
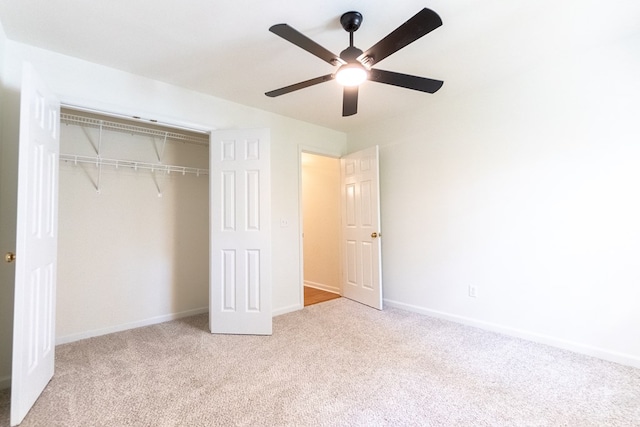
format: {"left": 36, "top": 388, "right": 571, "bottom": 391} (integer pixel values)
{"left": 468, "top": 285, "right": 478, "bottom": 298}
{"left": 280, "top": 218, "right": 289, "bottom": 228}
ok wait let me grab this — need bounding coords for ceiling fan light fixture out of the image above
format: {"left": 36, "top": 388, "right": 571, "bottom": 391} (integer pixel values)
{"left": 335, "top": 63, "right": 368, "bottom": 86}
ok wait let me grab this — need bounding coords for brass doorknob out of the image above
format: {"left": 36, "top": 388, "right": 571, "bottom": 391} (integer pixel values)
{"left": 5, "top": 252, "right": 16, "bottom": 263}
{"left": 371, "top": 232, "right": 379, "bottom": 238}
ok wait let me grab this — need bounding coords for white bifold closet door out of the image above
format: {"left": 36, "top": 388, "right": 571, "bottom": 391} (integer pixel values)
{"left": 11, "top": 63, "right": 60, "bottom": 426}
{"left": 209, "top": 129, "right": 272, "bottom": 335}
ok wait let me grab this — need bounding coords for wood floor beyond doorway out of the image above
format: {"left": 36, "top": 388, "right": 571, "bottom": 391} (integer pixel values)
{"left": 304, "top": 287, "right": 341, "bottom": 307}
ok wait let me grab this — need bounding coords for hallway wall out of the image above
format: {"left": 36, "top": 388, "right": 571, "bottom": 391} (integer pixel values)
{"left": 301, "top": 153, "right": 341, "bottom": 293}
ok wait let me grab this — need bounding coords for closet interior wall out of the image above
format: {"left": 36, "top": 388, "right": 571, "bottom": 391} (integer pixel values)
{"left": 56, "top": 109, "right": 210, "bottom": 343}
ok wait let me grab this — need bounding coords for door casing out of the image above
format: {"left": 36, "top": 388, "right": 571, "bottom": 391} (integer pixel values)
{"left": 298, "top": 145, "right": 383, "bottom": 310}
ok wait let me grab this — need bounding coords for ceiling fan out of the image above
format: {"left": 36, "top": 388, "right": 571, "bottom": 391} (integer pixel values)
{"left": 265, "top": 8, "right": 444, "bottom": 117}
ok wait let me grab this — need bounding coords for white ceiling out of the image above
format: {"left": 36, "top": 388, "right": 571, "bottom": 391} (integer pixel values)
{"left": 0, "top": 0, "right": 637, "bottom": 133}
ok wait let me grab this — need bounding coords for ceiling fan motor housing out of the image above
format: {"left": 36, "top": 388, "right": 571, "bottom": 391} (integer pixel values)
{"left": 340, "top": 46, "right": 363, "bottom": 62}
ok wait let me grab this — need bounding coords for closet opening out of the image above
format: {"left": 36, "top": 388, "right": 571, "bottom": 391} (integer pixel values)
{"left": 300, "top": 151, "right": 341, "bottom": 307}
{"left": 55, "top": 107, "right": 211, "bottom": 343}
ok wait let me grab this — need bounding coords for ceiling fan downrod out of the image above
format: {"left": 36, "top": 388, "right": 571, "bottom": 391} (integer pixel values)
{"left": 339, "top": 11, "right": 364, "bottom": 62}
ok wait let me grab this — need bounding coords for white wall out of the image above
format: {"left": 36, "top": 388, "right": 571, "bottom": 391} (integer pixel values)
{"left": 348, "top": 26, "right": 640, "bottom": 367}
{"left": 302, "top": 153, "right": 341, "bottom": 293}
{"left": 0, "top": 40, "right": 347, "bottom": 384}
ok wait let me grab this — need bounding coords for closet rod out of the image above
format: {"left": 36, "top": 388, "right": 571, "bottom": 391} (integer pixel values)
{"left": 60, "top": 113, "right": 209, "bottom": 146}
{"left": 59, "top": 154, "right": 209, "bottom": 176}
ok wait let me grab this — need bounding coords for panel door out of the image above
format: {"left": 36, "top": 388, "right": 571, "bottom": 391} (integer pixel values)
{"left": 341, "top": 146, "right": 382, "bottom": 310}
{"left": 210, "top": 129, "right": 272, "bottom": 335}
{"left": 11, "top": 63, "right": 60, "bottom": 426}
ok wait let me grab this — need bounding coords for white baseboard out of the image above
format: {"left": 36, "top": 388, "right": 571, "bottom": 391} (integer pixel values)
{"left": 56, "top": 303, "right": 306, "bottom": 345}
{"left": 0, "top": 374, "right": 10, "bottom": 390}
{"left": 303, "top": 280, "right": 340, "bottom": 295}
{"left": 55, "top": 307, "right": 209, "bottom": 345}
{"left": 384, "top": 299, "right": 640, "bottom": 370}
{"left": 272, "top": 303, "right": 302, "bottom": 317}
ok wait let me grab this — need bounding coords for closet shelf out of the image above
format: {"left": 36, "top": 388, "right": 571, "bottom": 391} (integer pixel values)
{"left": 61, "top": 112, "right": 209, "bottom": 146}
{"left": 60, "top": 154, "right": 209, "bottom": 176}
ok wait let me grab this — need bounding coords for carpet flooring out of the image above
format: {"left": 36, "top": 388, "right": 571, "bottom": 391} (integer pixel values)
{"left": 1, "top": 298, "right": 639, "bottom": 426}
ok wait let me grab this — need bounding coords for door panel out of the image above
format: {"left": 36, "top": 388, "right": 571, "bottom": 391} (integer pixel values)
{"left": 210, "top": 129, "right": 272, "bottom": 335}
{"left": 340, "top": 146, "right": 382, "bottom": 310}
{"left": 11, "top": 63, "right": 60, "bottom": 426}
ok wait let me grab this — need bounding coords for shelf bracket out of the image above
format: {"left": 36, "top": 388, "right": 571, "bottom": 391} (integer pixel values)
{"left": 95, "top": 156, "right": 102, "bottom": 194}
{"left": 97, "top": 120, "right": 103, "bottom": 156}
{"left": 153, "top": 132, "right": 168, "bottom": 162}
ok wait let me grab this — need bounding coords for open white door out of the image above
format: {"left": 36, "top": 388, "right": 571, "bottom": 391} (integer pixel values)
{"left": 210, "top": 129, "right": 272, "bottom": 335}
{"left": 341, "top": 146, "right": 382, "bottom": 310}
{"left": 10, "top": 63, "right": 60, "bottom": 426}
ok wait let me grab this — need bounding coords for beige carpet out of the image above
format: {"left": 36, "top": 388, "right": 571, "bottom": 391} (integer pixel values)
{"left": 1, "top": 298, "right": 639, "bottom": 426}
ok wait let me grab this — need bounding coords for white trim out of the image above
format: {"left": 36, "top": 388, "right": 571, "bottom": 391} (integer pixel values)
{"left": 272, "top": 304, "right": 302, "bottom": 317}
{"left": 55, "top": 307, "right": 209, "bottom": 346}
{"left": 384, "top": 299, "right": 640, "bottom": 369}
{"left": 304, "top": 280, "right": 341, "bottom": 295}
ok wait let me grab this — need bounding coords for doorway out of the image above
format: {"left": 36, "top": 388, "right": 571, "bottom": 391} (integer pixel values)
{"left": 300, "top": 152, "right": 341, "bottom": 306}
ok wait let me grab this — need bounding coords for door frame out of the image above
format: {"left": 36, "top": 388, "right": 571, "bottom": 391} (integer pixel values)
{"left": 297, "top": 145, "right": 344, "bottom": 308}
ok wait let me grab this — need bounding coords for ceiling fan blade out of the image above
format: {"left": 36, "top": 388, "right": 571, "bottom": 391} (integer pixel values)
{"left": 369, "top": 69, "right": 443, "bottom": 93}
{"left": 359, "top": 8, "right": 442, "bottom": 66}
{"left": 269, "top": 24, "right": 343, "bottom": 65}
{"left": 343, "top": 86, "right": 358, "bottom": 116}
{"left": 265, "top": 74, "right": 334, "bottom": 97}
